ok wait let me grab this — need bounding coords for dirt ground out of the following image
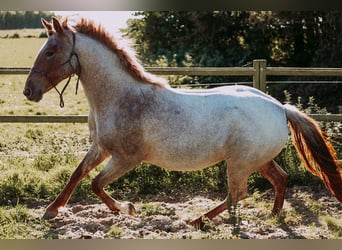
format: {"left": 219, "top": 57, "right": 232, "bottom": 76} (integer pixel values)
{"left": 34, "top": 186, "right": 342, "bottom": 239}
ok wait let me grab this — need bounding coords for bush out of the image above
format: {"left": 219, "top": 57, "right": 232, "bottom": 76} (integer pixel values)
{"left": 108, "top": 161, "right": 227, "bottom": 199}
{"left": 39, "top": 32, "right": 47, "bottom": 38}
{"left": 0, "top": 169, "right": 49, "bottom": 206}
{"left": 10, "top": 33, "right": 20, "bottom": 38}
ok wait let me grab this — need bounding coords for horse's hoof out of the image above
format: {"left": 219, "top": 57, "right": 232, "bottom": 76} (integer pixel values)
{"left": 127, "top": 202, "right": 137, "bottom": 216}
{"left": 42, "top": 210, "right": 58, "bottom": 220}
{"left": 118, "top": 202, "right": 137, "bottom": 216}
{"left": 189, "top": 218, "right": 205, "bottom": 230}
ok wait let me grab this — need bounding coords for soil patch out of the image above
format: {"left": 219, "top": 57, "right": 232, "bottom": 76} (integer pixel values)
{"left": 36, "top": 186, "right": 342, "bottom": 239}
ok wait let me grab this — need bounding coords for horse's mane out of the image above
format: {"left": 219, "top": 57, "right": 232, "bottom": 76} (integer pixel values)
{"left": 72, "top": 18, "right": 168, "bottom": 88}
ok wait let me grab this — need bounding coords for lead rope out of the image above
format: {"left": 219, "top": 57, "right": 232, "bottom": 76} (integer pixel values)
{"left": 54, "top": 33, "right": 82, "bottom": 108}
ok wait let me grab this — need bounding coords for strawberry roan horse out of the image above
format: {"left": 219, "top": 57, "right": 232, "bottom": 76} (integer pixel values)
{"left": 24, "top": 17, "right": 342, "bottom": 227}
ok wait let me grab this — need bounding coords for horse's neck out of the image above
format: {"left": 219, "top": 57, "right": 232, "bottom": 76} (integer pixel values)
{"left": 75, "top": 33, "right": 138, "bottom": 111}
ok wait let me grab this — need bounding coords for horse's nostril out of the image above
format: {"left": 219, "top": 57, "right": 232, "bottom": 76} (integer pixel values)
{"left": 23, "top": 88, "right": 32, "bottom": 98}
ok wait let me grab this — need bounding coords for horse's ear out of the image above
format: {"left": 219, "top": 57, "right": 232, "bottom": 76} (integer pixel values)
{"left": 41, "top": 18, "right": 52, "bottom": 31}
{"left": 62, "top": 18, "right": 69, "bottom": 29}
{"left": 52, "top": 17, "right": 64, "bottom": 34}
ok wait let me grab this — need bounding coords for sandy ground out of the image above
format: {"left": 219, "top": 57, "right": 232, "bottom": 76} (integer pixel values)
{"left": 34, "top": 186, "right": 342, "bottom": 239}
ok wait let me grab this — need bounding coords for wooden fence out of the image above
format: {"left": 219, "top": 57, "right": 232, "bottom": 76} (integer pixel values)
{"left": 0, "top": 59, "right": 341, "bottom": 122}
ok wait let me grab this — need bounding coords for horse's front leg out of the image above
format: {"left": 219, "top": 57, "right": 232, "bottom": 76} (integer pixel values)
{"left": 43, "top": 143, "right": 109, "bottom": 219}
{"left": 91, "top": 157, "right": 137, "bottom": 216}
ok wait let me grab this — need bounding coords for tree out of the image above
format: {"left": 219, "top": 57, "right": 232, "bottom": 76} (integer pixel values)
{"left": 125, "top": 11, "right": 342, "bottom": 112}
{"left": 0, "top": 11, "right": 54, "bottom": 29}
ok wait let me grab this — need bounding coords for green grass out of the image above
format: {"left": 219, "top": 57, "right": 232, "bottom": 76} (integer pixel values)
{"left": 321, "top": 216, "right": 342, "bottom": 238}
{"left": 0, "top": 205, "right": 51, "bottom": 239}
{"left": 139, "top": 203, "right": 176, "bottom": 217}
{"left": 106, "top": 226, "right": 124, "bottom": 239}
{"left": 0, "top": 75, "right": 89, "bottom": 115}
{"left": 0, "top": 38, "right": 45, "bottom": 67}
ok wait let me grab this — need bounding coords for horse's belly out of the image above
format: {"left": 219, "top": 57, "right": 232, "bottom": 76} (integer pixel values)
{"left": 145, "top": 155, "right": 224, "bottom": 171}
{"left": 144, "top": 138, "right": 228, "bottom": 171}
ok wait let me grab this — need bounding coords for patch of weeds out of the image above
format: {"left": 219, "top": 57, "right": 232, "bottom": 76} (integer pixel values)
{"left": 0, "top": 169, "right": 50, "bottom": 205}
{"left": 10, "top": 33, "right": 20, "bottom": 38}
{"left": 35, "top": 111, "right": 47, "bottom": 115}
{"left": 0, "top": 141, "right": 6, "bottom": 153}
{"left": 0, "top": 205, "right": 50, "bottom": 239}
{"left": 107, "top": 226, "right": 124, "bottom": 239}
{"left": 33, "top": 154, "right": 63, "bottom": 172}
{"left": 0, "top": 172, "right": 25, "bottom": 206}
{"left": 139, "top": 203, "right": 176, "bottom": 217}
{"left": 321, "top": 216, "right": 342, "bottom": 237}
{"left": 263, "top": 213, "right": 282, "bottom": 227}
{"left": 306, "top": 199, "right": 325, "bottom": 215}
{"left": 25, "top": 128, "right": 43, "bottom": 142}
{"left": 281, "top": 209, "right": 303, "bottom": 226}
{"left": 249, "top": 190, "right": 273, "bottom": 212}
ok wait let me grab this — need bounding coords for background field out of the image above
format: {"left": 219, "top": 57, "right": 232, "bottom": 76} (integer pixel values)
{"left": 0, "top": 34, "right": 45, "bottom": 67}
{"left": 0, "top": 34, "right": 341, "bottom": 239}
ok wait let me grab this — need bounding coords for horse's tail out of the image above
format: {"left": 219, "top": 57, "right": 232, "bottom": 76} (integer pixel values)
{"left": 284, "top": 104, "right": 342, "bottom": 202}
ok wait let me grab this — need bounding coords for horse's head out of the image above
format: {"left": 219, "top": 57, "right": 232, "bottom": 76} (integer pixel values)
{"left": 23, "top": 17, "right": 79, "bottom": 103}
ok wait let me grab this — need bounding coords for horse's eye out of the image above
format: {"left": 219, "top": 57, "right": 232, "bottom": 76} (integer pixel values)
{"left": 45, "top": 51, "right": 55, "bottom": 58}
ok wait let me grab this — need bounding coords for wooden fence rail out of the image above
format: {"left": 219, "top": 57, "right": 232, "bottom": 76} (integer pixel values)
{"left": 0, "top": 114, "right": 339, "bottom": 123}
{"left": 0, "top": 59, "right": 341, "bottom": 122}
{"left": 0, "top": 115, "right": 88, "bottom": 123}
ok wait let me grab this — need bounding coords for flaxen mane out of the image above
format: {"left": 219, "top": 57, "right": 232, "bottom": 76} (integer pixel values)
{"left": 72, "top": 18, "right": 168, "bottom": 88}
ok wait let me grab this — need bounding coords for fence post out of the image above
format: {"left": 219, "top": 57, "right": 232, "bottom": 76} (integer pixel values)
{"left": 253, "top": 59, "right": 267, "bottom": 92}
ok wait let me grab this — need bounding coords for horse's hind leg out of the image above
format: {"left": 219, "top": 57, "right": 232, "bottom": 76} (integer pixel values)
{"left": 189, "top": 198, "right": 228, "bottom": 229}
{"left": 91, "top": 157, "right": 137, "bottom": 216}
{"left": 189, "top": 165, "right": 248, "bottom": 229}
{"left": 259, "top": 160, "right": 288, "bottom": 215}
{"left": 189, "top": 160, "right": 288, "bottom": 228}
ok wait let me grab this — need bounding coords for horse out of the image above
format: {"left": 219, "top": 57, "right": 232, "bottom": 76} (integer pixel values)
{"left": 23, "top": 17, "right": 342, "bottom": 228}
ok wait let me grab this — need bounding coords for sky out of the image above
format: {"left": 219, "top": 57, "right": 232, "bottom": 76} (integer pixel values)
{"left": 54, "top": 11, "right": 137, "bottom": 34}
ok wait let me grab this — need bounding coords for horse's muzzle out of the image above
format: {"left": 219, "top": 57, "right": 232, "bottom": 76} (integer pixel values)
{"left": 23, "top": 82, "right": 43, "bottom": 102}
{"left": 23, "top": 87, "right": 32, "bottom": 98}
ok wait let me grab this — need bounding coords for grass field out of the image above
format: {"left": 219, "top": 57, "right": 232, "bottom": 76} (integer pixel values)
{"left": 0, "top": 34, "right": 341, "bottom": 239}
{"left": 0, "top": 37, "right": 45, "bottom": 67}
